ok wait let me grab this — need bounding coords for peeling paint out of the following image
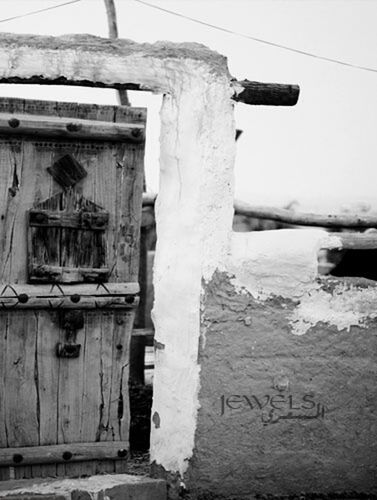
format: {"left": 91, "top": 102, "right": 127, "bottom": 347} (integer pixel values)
{"left": 290, "top": 281, "right": 377, "bottom": 335}
{"left": 227, "top": 229, "right": 377, "bottom": 336}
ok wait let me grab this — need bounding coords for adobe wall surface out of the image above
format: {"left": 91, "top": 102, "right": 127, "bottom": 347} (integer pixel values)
{"left": 186, "top": 230, "right": 377, "bottom": 498}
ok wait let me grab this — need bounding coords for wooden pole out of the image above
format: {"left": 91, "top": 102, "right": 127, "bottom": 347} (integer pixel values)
{"left": 142, "top": 193, "right": 377, "bottom": 230}
{"left": 0, "top": 74, "right": 299, "bottom": 107}
{"left": 234, "top": 200, "right": 377, "bottom": 229}
{"left": 234, "top": 80, "right": 300, "bottom": 106}
{"left": 104, "top": 0, "right": 130, "bottom": 106}
{"left": 0, "top": 113, "right": 144, "bottom": 142}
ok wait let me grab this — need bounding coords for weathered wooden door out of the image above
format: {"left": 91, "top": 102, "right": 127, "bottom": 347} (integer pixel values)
{"left": 0, "top": 98, "right": 145, "bottom": 479}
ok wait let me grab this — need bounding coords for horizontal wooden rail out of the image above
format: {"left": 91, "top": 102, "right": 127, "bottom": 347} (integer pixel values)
{"left": 142, "top": 193, "right": 377, "bottom": 229}
{"left": 234, "top": 201, "right": 377, "bottom": 229}
{"left": 0, "top": 74, "right": 299, "bottom": 107}
{"left": 0, "top": 442, "right": 129, "bottom": 466}
{"left": 0, "top": 282, "right": 139, "bottom": 309}
{"left": 233, "top": 80, "right": 300, "bottom": 106}
{"left": 322, "top": 232, "right": 377, "bottom": 250}
{"left": 0, "top": 112, "right": 145, "bottom": 142}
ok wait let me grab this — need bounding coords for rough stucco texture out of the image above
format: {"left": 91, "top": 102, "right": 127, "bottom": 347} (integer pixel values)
{"left": 187, "top": 271, "right": 377, "bottom": 498}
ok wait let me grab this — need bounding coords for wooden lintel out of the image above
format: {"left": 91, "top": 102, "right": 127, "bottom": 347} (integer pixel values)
{"left": 233, "top": 80, "right": 300, "bottom": 106}
{"left": 0, "top": 75, "right": 148, "bottom": 92}
{"left": 0, "top": 112, "right": 145, "bottom": 142}
{"left": 0, "top": 442, "right": 129, "bottom": 466}
{"left": 0, "top": 282, "right": 139, "bottom": 309}
{"left": 0, "top": 76, "right": 299, "bottom": 108}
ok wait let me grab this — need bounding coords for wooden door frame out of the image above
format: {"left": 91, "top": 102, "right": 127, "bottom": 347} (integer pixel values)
{"left": 0, "top": 33, "right": 237, "bottom": 478}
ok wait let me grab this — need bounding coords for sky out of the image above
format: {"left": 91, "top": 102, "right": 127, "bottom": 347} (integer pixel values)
{"left": 0, "top": 0, "right": 376, "bottom": 213}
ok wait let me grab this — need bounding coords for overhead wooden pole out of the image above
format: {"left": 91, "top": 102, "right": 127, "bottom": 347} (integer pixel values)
{"left": 142, "top": 192, "right": 377, "bottom": 230}
{"left": 104, "top": 0, "right": 130, "bottom": 106}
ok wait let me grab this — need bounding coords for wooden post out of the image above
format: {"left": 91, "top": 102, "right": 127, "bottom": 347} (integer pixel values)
{"left": 104, "top": 0, "right": 130, "bottom": 106}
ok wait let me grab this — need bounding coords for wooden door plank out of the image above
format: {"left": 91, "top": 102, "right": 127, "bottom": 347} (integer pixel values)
{"left": 98, "top": 312, "right": 115, "bottom": 442}
{"left": 80, "top": 311, "right": 102, "bottom": 443}
{"left": 0, "top": 140, "right": 53, "bottom": 283}
{"left": 37, "top": 312, "right": 59, "bottom": 444}
{"left": 0, "top": 314, "right": 8, "bottom": 448}
{"left": 29, "top": 311, "right": 58, "bottom": 478}
{"left": 115, "top": 142, "right": 144, "bottom": 282}
{"left": 57, "top": 326, "right": 85, "bottom": 445}
{"left": 5, "top": 311, "right": 39, "bottom": 447}
{"left": 0, "top": 140, "right": 22, "bottom": 282}
{"left": 110, "top": 311, "right": 133, "bottom": 442}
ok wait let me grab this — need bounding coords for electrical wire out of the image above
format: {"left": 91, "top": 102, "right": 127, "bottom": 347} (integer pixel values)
{"left": 133, "top": 0, "right": 377, "bottom": 74}
{"left": 0, "top": 0, "right": 82, "bottom": 24}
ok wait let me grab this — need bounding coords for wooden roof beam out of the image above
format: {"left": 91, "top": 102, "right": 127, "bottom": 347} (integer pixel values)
{"left": 0, "top": 76, "right": 300, "bottom": 106}
{"left": 233, "top": 79, "right": 300, "bottom": 106}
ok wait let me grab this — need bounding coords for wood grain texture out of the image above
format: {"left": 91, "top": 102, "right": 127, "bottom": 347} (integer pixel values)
{"left": 0, "top": 97, "right": 145, "bottom": 284}
{"left": 234, "top": 200, "right": 377, "bottom": 229}
{"left": 0, "top": 282, "right": 139, "bottom": 309}
{"left": 3, "top": 312, "right": 39, "bottom": 447}
{"left": 0, "top": 442, "right": 130, "bottom": 466}
{"left": 0, "top": 113, "right": 145, "bottom": 142}
{"left": 0, "top": 98, "right": 145, "bottom": 478}
{"left": 28, "top": 190, "right": 109, "bottom": 284}
{"left": 234, "top": 80, "right": 300, "bottom": 106}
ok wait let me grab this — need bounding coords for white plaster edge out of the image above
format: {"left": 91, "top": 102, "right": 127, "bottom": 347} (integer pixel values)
{"left": 149, "top": 61, "right": 235, "bottom": 476}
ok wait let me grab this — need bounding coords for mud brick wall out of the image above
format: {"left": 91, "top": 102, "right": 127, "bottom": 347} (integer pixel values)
{"left": 186, "top": 230, "right": 377, "bottom": 498}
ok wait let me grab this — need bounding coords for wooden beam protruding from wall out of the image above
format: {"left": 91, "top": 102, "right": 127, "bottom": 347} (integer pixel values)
{"left": 234, "top": 80, "right": 300, "bottom": 106}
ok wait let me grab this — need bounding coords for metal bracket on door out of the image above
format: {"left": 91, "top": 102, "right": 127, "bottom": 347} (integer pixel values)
{"left": 56, "top": 310, "right": 84, "bottom": 358}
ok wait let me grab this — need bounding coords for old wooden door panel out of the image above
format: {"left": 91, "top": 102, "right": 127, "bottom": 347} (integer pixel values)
{"left": 0, "top": 98, "right": 145, "bottom": 284}
{"left": 0, "top": 310, "right": 133, "bottom": 476}
{"left": 0, "top": 98, "right": 145, "bottom": 479}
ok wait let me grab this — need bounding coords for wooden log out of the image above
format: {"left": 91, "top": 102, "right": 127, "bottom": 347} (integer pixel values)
{"left": 0, "top": 75, "right": 299, "bottom": 108}
{"left": 0, "top": 282, "right": 139, "bottom": 309}
{"left": 234, "top": 201, "right": 377, "bottom": 229}
{"left": 0, "top": 442, "right": 129, "bottom": 466}
{"left": 322, "top": 232, "right": 377, "bottom": 250}
{"left": 0, "top": 113, "right": 145, "bottom": 142}
{"left": 233, "top": 80, "right": 300, "bottom": 106}
{"left": 142, "top": 193, "right": 377, "bottom": 230}
{"left": 0, "top": 75, "right": 148, "bottom": 92}
{"left": 104, "top": 0, "right": 131, "bottom": 107}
